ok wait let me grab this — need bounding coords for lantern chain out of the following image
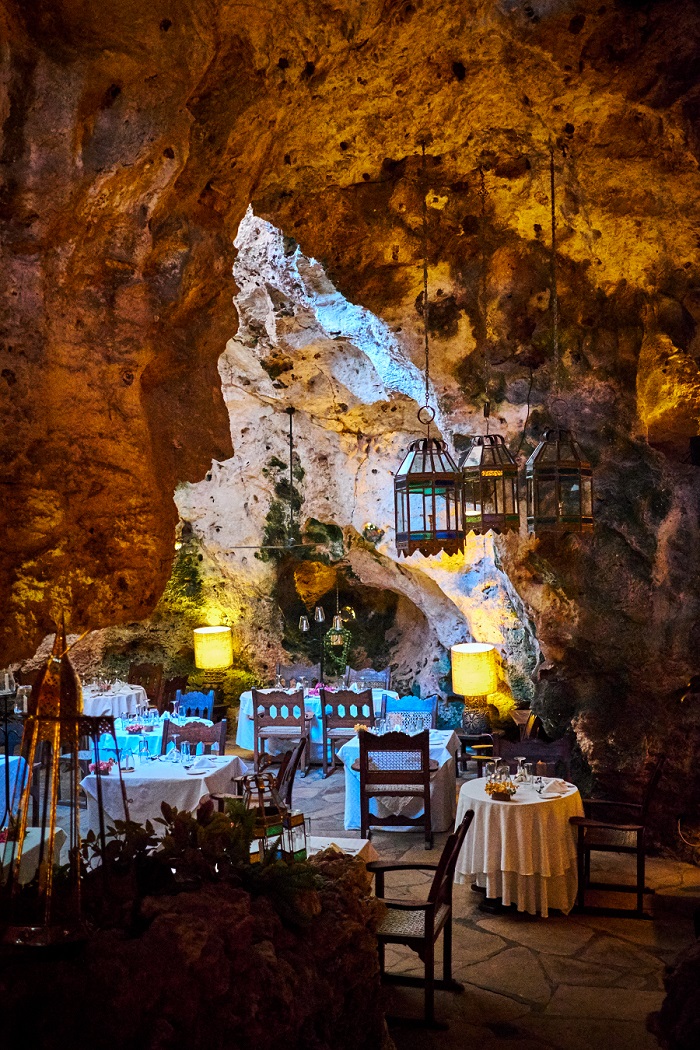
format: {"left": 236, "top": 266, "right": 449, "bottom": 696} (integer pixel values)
{"left": 479, "top": 166, "right": 491, "bottom": 435}
{"left": 420, "top": 142, "right": 433, "bottom": 436}
{"left": 549, "top": 146, "right": 560, "bottom": 403}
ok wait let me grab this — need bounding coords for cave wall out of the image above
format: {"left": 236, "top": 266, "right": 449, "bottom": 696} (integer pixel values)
{"left": 2, "top": 0, "right": 700, "bottom": 834}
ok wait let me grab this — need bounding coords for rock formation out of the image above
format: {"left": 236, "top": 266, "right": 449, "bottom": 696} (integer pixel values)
{"left": 2, "top": 0, "right": 700, "bottom": 836}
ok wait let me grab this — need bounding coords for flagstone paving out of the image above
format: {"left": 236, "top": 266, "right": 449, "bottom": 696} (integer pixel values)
{"left": 279, "top": 758, "right": 700, "bottom": 1049}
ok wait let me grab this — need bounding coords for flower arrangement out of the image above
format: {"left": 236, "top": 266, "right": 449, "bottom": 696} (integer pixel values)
{"left": 125, "top": 724, "right": 144, "bottom": 734}
{"left": 88, "top": 758, "right": 115, "bottom": 775}
{"left": 353, "top": 723, "right": 368, "bottom": 733}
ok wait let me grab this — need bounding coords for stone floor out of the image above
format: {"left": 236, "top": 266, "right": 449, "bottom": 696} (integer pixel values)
{"left": 260, "top": 754, "right": 700, "bottom": 1050}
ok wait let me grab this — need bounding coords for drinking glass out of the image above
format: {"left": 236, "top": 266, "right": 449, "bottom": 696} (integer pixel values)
{"left": 181, "top": 741, "right": 193, "bottom": 768}
{"left": 138, "top": 739, "right": 150, "bottom": 766}
{"left": 275, "top": 673, "right": 283, "bottom": 688}
{"left": 524, "top": 762, "right": 533, "bottom": 785}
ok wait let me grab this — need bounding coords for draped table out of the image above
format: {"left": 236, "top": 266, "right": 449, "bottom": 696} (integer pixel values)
{"left": 236, "top": 687, "right": 400, "bottom": 762}
{"left": 82, "top": 683, "right": 148, "bottom": 719}
{"left": 454, "top": 778, "right": 584, "bottom": 917}
{"left": 81, "top": 755, "right": 247, "bottom": 835}
{"left": 0, "top": 755, "right": 27, "bottom": 823}
{"left": 337, "top": 729, "right": 459, "bottom": 833}
{"left": 1, "top": 827, "right": 68, "bottom": 884}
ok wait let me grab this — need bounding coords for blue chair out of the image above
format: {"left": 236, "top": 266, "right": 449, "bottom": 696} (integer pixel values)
{"left": 174, "top": 689, "right": 215, "bottom": 719}
{"left": 379, "top": 693, "right": 438, "bottom": 729}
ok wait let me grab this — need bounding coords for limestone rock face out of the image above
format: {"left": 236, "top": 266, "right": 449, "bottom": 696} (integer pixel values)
{"left": 2, "top": 1, "right": 700, "bottom": 825}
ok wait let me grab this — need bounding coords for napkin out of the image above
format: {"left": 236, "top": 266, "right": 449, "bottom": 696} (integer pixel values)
{"left": 541, "top": 778, "right": 569, "bottom": 796}
{"left": 190, "top": 757, "right": 210, "bottom": 773}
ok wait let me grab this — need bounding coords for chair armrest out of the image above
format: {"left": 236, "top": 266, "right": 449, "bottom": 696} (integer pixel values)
{"left": 367, "top": 861, "right": 439, "bottom": 873}
{"left": 582, "top": 799, "right": 642, "bottom": 812}
{"left": 378, "top": 897, "right": 431, "bottom": 911}
{"left": 570, "top": 816, "right": 644, "bottom": 832}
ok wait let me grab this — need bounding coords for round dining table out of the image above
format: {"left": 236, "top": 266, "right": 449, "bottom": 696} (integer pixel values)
{"left": 82, "top": 683, "right": 148, "bottom": 718}
{"left": 454, "top": 777, "right": 584, "bottom": 917}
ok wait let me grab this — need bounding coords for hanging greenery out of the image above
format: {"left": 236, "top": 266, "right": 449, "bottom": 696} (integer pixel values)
{"left": 323, "top": 626, "right": 352, "bottom": 678}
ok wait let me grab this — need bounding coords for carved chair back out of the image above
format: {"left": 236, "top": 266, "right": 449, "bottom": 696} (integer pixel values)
{"left": 174, "top": 689, "right": 215, "bottom": 719}
{"left": 129, "top": 662, "right": 164, "bottom": 707}
{"left": 321, "top": 688, "right": 374, "bottom": 731}
{"left": 276, "top": 663, "right": 321, "bottom": 688}
{"left": 162, "top": 676, "right": 188, "bottom": 713}
{"left": 345, "top": 665, "right": 391, "bottom": 690}
{"left": 161, "top": 718, "right": 227, "bottom": 755}
{"left": 492, "top": 735, "right": 572, "bottom": 780}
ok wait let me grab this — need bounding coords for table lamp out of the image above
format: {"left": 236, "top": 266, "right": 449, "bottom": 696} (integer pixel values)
{"left": 193, "top": 626, "right": 233, "bottom": 691}
{"left": 450, "top": 642, "right": 498, "bottom": 733}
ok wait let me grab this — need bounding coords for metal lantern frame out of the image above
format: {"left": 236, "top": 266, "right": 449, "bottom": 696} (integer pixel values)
{"left": 394, "top": 435, "right": 464, "bottom": 557}
{"left": 242, "top": 772, "right": 307, "bottom": 863}
{"left": 525, "top": 427, "right": 593, "bottom": 535}
{"left": 459, "top": 434, "right": 520, "bottom": 535}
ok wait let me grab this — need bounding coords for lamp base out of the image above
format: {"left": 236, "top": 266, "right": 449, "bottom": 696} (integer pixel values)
{"left": 461, "top": 695, "right": 491, "bottom": 734}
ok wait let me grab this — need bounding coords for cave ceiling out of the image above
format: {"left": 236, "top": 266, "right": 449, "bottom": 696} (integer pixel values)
{"left": 1, "top": 0, "right": 700, "bottom": 663}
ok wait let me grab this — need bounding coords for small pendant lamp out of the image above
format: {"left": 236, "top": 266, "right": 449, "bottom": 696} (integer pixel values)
{"left": 459, "top": 170, "right": 520, "bottom": 536}
{"left": 526, "top": 148, "right": 594, "bottom": 536}
{"left": 394, "top": 144, "right": 463, "bottom": 558}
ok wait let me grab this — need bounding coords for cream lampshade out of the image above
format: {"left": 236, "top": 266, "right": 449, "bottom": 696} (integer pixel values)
{"left": 451, "top": 642, "right": 498, "bottom": 698}
{"left": 193, "top": 626, "right": 233, "bottom": 671}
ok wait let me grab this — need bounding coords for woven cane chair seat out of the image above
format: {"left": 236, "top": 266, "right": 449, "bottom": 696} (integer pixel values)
{"left": 377, "top": 903, "right": 450, "bottom": 940}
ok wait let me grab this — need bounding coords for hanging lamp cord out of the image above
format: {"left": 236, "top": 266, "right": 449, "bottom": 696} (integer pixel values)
{"left": 549, "top": 146, "right": 560, "bottom": 401}
{"left": 420, "top": 142, "right": 432, "bottom": 438}
{"left": 479, "top": 166, "right": 491, "bottom": 435}
{"left": 287, "top": 406, "right": 295, "bottom": 534}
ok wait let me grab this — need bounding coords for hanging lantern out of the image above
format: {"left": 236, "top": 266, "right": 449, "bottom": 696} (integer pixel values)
{"left": 241, "top": 773, "right": 307, "bottom": 863}
{"left": 394, "top": 433, "right": 464, "bottom": 557}
{"left": 328, "top": 614, "right": 345, "bottom": 646}
{"left": 393, "top": 143, "right": 464, "bottom": 559}
{"left": 459, "top": 434, "right": 520, "bottom": 535}
{"left": 526, "top": 428, "right": 593, "bottom": 535}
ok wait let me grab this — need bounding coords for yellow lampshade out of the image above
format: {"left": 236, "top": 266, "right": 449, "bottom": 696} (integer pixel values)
{"left": 451, "top": 642, "right": 498, "bottom": 698}
{"left": 193, "top": 626, "right": 233, "bottom": 670}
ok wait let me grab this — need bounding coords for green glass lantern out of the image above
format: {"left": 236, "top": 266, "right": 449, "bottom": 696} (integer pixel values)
{"left": 394, "top": 435, "right": 463, "bottom": 557}
{"left": 526, "top": 428, "right": 593, "bottom": 535}
{"left": 459, "top": 434, "right": 520, "bottom": 535}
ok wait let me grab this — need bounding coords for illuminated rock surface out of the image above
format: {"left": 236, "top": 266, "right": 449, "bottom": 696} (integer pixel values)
{"left": 2, "top": 1, "right": 700, "bottom": 831}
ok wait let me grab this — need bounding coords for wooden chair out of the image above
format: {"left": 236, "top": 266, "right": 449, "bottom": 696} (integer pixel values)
{"left": 174, "top": 689, "right": 214, "bottom": 719}
{"left": 570, "top": 755, "right": 665, "bottom": 917}
{"left": 320, "top": 687, "right": 373, "bottom": 777}
{"left": 346, "top": 665, "right": 391, "bottom": 690}
{"left": 161, "top": 718, "right": 227, "bottom": 755}
{"left": 380, "top": 693, "right": 438, "bottom": 729}
{"left": 251, "top": 688, "right": 311, "bottom": 773}
{"left": 128, "top": 662, "right": 164, "bottom": 709}
{"left": 457, "top": 732, "right": 494, "bottom": 777}
{"left": 492, "top": 734, "right": 572, "bottom": 780}
{"left": 368, "top": 808, "right": 475, "bottom": 1027}
{"left": 161, "top": 676, "right": 188, "bottom": 714}
{"left": 510, "top": 709, "right": 542, "bottom": 740}
{"left": 358, "top": 728, "right": 435, "bottom": 849}
{"left": 276, "top": 662, "right": 320, "bottom": 687}
{"left": 221, "top": 734, "right": 308, "bottom": 810}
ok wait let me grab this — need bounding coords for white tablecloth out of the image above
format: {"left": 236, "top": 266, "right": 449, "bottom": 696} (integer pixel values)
{"left": 337, "top": 729, "right": 459, "bottom": 833}
{"left": 81, "top": 755, "right": 247, "bottom": 835}
{"left": 1, "top": 755, "right": 27, "bottom": 821}
{"left": 82, "top": 684, "right": 148, "bottom": 718}
{"left": 1, "top": 827, "right": 68, "bottom": 885}
{"left": 455, "top": 778, "right": 584, "bottom": 917}
{"left": 236, "top": 687, "right": 399, "bottom": 761}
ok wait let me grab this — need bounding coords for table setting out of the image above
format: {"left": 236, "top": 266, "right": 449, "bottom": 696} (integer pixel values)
{"left": 96, "top": 711, "right": 214, "bottom": 762}
{"left": 337, "top": 725, "right": 459, "bottom": 832}
{"left": 236, "top": 684, "right": 401, "bottom": 761}
{"left": 454, "top": 761, "right": 584, "bottom": 917}
{"left": 80, "top": 748, "right": 248, "bottom": 835}
{"left": 82, "top": 679, "right": 149, "bottom": 719}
